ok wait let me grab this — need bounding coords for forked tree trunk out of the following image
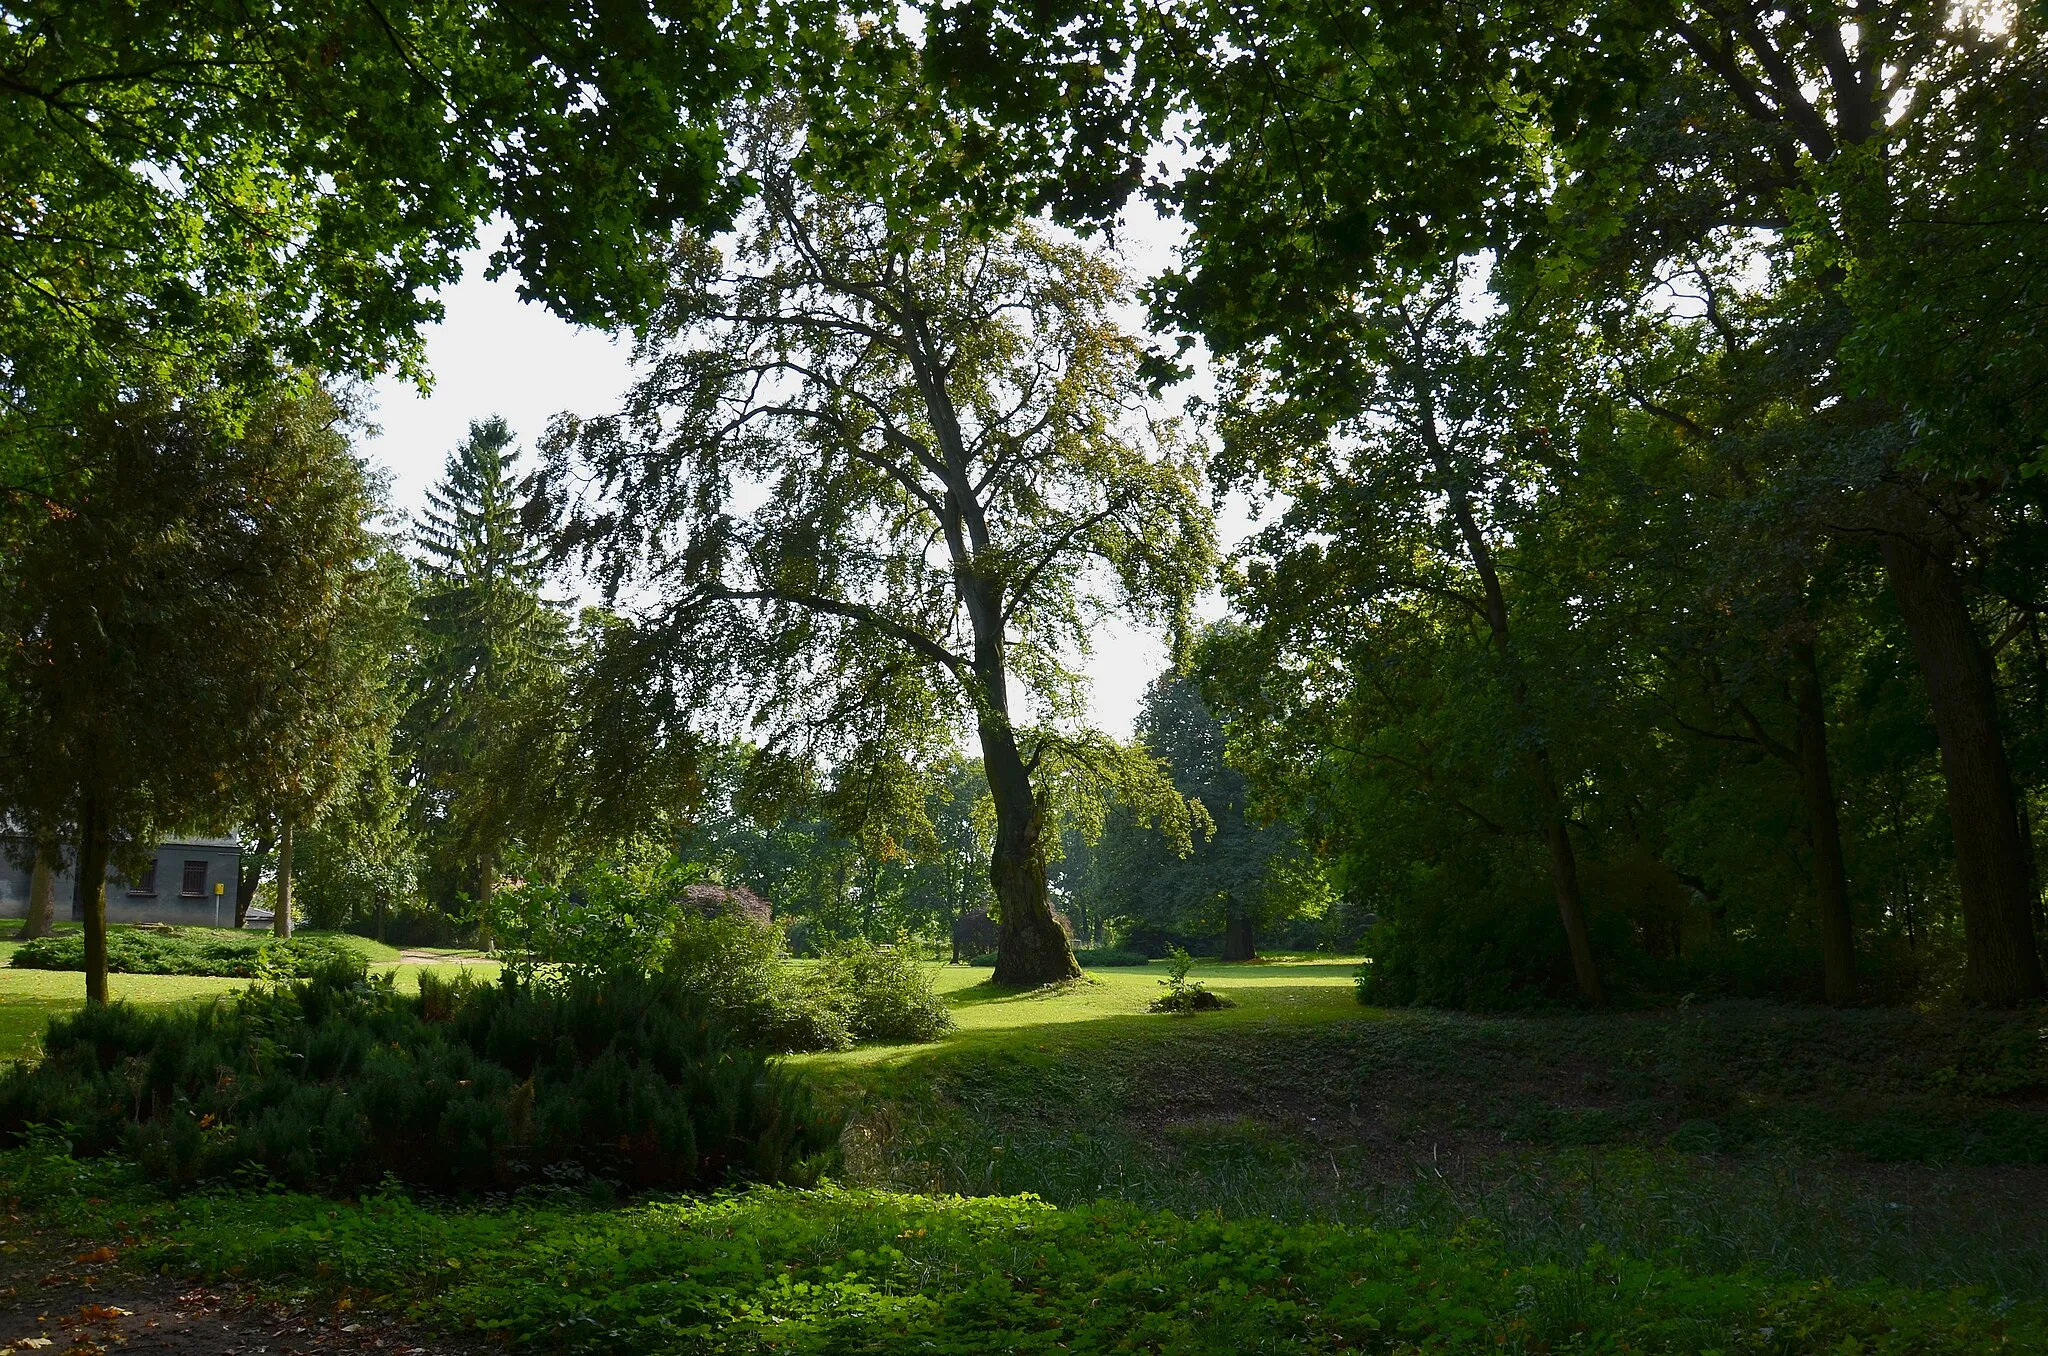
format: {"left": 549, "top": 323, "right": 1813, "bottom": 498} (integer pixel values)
{"left": 273, "top": 817, "right": 295, "bottom": 939}
{"left": 77, "top": 789, "right": 111, "bottom": 1004}
{"left": 1878, "top": 534, "right": 2045, "bottom": 1004}
{"left": 1221, "top": 910, "right": 1258, "bottom": 962}
{"left": 15, "top": 843, "right": 56, "bottom": 941}
{"left": 982, "top": 720, "right": 1080, "bottom": 987}
{"left": 1792, "top": 643, "right": 1858, "bottom": 1004}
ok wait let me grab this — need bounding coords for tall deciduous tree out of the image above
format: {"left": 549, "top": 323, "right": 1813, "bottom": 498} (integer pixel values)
{"left": 549, "top": 107, "right": 1211, "bottom": 986}
{"left": 0, "top": 377, "right": 393, "bottom": 999}
{"left": 1201, "top": 269, "right": 1605, "bottom": 1001}
{"left": 931, "top": 0, "right": 2048, "bottom": 1002}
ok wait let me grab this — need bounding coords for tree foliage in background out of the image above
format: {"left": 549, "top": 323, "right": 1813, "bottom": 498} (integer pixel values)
{"left": 405, "top": 418, "right": 570, "bottom": 941}
{"left": 1075, "top": 673, "right": 1314, "bottom": 960}
{"left": 911, "top": 0, "right": 2048, "bottom": 1005}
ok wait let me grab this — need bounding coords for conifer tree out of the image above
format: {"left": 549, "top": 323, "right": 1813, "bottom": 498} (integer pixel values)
{"left": 407, "top": 417, "right": 568, "bottom": 944}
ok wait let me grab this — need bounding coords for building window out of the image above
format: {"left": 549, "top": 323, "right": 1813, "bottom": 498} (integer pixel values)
{"left": 128, "top": 858, "right": 158, "bottom": 895}
{"left": 181, "top": 860, "right": 208, "bottom": 897}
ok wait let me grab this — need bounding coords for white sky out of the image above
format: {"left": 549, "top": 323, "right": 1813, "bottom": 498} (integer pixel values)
{"left": 357, "top": 206, "right": 1241, "bottom": 740}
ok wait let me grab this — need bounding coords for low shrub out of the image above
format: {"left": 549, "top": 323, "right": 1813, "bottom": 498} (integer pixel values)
{"left": 0, "top": 956, "right": 841, "bottom": 1194}
{"left": 1075, "top": 947, "right": 1148, "bottom": 967}
{"left": 660, "top": 912, "right": 854, "bottom": 1053}
{"left": 819, "top": 938, "right": 955, "bottom": 1043}
{"left": 11, "top": 928, "right": 360, "bottom": 978}
{"left": 965, "top": 951, "right": 997, "bottom": 967}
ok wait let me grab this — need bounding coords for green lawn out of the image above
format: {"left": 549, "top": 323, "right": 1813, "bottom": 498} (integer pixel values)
{"left": 791, "top": 956, "right": 1363, "bottom": 1069}
{"left": 0, "top": 924, "right": 499, "bottom": 1062}
{"left": 5, "top": 940, "right": 2045, "bottom": 1333}
{"left": 810, "top": 964, "right": 2048, "bottom": 1296}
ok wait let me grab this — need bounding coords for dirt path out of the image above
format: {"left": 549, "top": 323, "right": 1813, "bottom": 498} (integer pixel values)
{"left": 0, "top": 1229, "right": 477, "bottom": 1356}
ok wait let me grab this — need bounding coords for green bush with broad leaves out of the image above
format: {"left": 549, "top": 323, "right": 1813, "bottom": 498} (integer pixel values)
{"left": 0, "top": 955, "right": 841, "bottom": 1194}
{"left": 492, "top": 863, "right": 951, "bottom": 1053}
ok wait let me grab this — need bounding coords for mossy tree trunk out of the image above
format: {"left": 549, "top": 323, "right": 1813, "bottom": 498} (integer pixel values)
{"left": 983, "top": 716, "right": 1080, "bottom": 987}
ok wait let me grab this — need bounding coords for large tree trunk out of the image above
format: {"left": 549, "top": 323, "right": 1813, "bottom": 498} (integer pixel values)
{"left": 1878, "top": 534, "right": 2045, "bottom": 1003}
{"left": 77, "top": 789, "right": 111, "bottom": 1004}
{"left": 981, "top": 719, "right": 1080, "bottom": 986}
{"left": 1792, "top": 643, "right": 1858, "bottom": 1004}
{"left": 15, "top": 843, "right": 57, "bottom": 941}
{"left": 273, "top": 817, "right": 295, "bottom": 939}
{"left": 1221, "top": 909, "right": 1258, "bottom": 962}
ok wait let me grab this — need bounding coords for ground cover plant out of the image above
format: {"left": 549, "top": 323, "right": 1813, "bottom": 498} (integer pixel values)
{"left": 3, "top": 1146, "right": 2043, "bottom": 1356}
{"left": 11, "top": 927, "right": 365, "bottom": 978}
{"left": 0, "top": 956, "right": 840, "bottom": 1194}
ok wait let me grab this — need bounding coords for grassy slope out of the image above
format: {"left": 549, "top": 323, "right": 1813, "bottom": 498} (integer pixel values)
{"left": 810, "top": 963, "right": 2048, "bottom": 1295}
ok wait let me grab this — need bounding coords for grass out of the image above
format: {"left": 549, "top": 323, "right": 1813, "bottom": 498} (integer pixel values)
{"left": 0, "top": 923, "right": 500, "bottom": 1062}
{"left": 793, "top": 957, "right": 1362, "bottom": 1067}
{"left": 3, "top": 944, "right": 2044, "bottom": 1348}
{"left": 806, "top": 965, "right": 2048, "bottom": 1296}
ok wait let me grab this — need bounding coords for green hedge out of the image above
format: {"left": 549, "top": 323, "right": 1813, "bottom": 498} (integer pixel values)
{"left": 10, "top": 929, "right": 359, "bottom": 978}
{"left": 0, "top": 958, "right": 841, "bottom": 1194}
{"left": 967, "top": 949, "right": 1148, "bottom": 968}
{"left": 6, "top": 1154, "right": 2040, "bottom": 1355}
{"left": 1074, "top": 948, "right": 1148, "bottom": 967}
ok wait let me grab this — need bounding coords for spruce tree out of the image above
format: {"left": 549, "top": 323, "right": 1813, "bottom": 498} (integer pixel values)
{"left": 407, "top": 418, "right": 567, "bottom": 944}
